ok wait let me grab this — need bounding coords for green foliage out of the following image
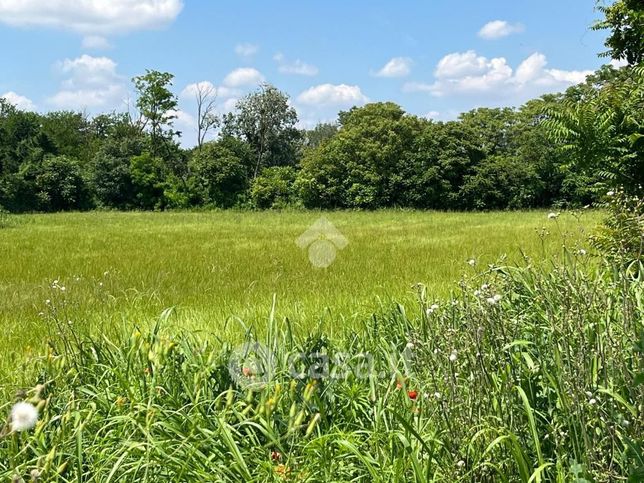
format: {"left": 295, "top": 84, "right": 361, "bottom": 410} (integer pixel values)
{"left": 543, "top": 65, "right": 644, "bottom": 196}
{"left": 132, "top": 70, "right": 179, "bottom": 157}
{"left": 19, "top": 155, "right": 91, "bottom": 212}
{"left": 189, "top": 138, "right": 253, "bottom": 208}
{"left": 222, "top": 84, "right": 300, "bottom": 178}
{"left": 130, "top": 153, "right": 167, "bottom": 210}
{"left": 593, "top": 0, "right": 644, "bottom": 65}
{"left": 591, "top": 188, "right": 643, "bottom": 268}
{"left": 251, "top": 166, "right": 299, "bottom": 209}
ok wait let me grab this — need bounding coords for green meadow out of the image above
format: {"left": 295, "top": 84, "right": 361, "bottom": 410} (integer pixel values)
{"left": 0, "top": 210, "right": 598, "bottom": 378}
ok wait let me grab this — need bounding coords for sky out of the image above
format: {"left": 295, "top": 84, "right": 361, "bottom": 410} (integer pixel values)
{"left": 0, "top": 0, "right": 619, "bottom": 147}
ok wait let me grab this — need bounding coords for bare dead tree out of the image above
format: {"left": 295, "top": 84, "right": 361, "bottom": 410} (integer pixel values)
{"left": 195, "top": 83, "right": 219, "bottom": 149}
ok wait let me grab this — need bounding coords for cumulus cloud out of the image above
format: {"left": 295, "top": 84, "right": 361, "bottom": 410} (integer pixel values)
{"left": 235, "top": 43, "right": 259, "bottom": 58}
{"left": 274, "top": 53, "right": 319, "bottom": 76}
{"left": 48, "top": 55, "right": 126, "bottom": 109}
{"left": 297, "top": 84, "right": 368, "bottom": 107}
{"left": 478, "top": 20, "right": 524, "bottom": 40}
{"left": 223, "top": 68, "right": 265, "bottom": 87}
{"left": 81, "top": 35, "right": 112, "bottom": 50}
{"left": 0, "top": 0, "right": 183, "bottom": 34}
{"left": 375, "top": 57, "right": 413, "bottom": 78}
{"left": 404, "top": 50, "right": 593, "bottom": 100}
{"left": 1, "top": 91, "right": 36, "bottom": 111}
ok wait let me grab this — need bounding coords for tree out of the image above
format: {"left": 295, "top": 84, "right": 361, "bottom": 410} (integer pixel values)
{"left": 304, "top": 123, "right": 338, "bottom": 149}
{"left": 20, "top": 155, "right": 91, "bottom": 211}
{"left": 593, "top": 0, "right": 644, "bottom": 65}
{"left": 188, "top": 137, "right": 253, "bottom": 208}
{"left": 193, "top": 82, "right": 219, "bottom": 149}
{"left": 222, "top": 84, "right": 300, "bottom": 179}
{"left": 132, "top": 70, "right": 179, "bottom": 157}
{"left": 298, "top": 103, "right": 424, "bottom": 208}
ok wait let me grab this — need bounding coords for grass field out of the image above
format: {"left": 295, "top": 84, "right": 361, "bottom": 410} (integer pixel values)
{"left": 2, "top": 209, "right": 643, "bottom": 482}
{"left": 0, "top": 210, "right": 598, "bottom": 382}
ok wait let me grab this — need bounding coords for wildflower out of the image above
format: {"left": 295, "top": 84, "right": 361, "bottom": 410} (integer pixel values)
{"left": 547, "top": 212, "right": 559, "bottom": 220}
{"left": 589, "top": 398, "right": 597, "bottom": 405}
{"left": 10, "top": 402, "right": 39, "bottom": 432}
{"left": 606, "top": 191, "right": 614, "bottom": 197}
{"left": 457, "top": 460, "right": 465, "bottom": 468}
{"left": 493, "top": 294, "right": 502, "bottom": 302}
{"left": 405, "top": 342, "right": 415, "bottom": 350}
{"left": 45, "top": 299, "right": 51, "bottom": 305}
{"left": 434, "top": 392, "right": 441, "bottom": 400}
{"left": 274, "top": 464, "right": 290, "bottom": 478}
{"left": 481, "top": 284, "right": 489, "bottom": 290}
{"left": 407, "top": 390, "right": 418, "bottom": 400}
{"left": 271, "top": 450, "right": 282, "bottom": 462}
{"left": 486, "top": 297, "right": 496, "bottom": 305}
{"left": 578, "top": 249, "right": 587, "bottom": 256}
{"left": 467, "top": 259, "right": 476, "bottom": 266}
{"left": 473, "top": 290, "right": 481, "bottom": 297}
{"left": 449, "top": 351, "right": 458, "bottom": 362}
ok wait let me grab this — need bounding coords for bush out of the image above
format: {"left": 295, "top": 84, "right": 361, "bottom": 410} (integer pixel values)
{"left": 591, "top": 188, "right": 644, "bottom": 270}
{"left": 19, "top": 155, "right": 92, "bottom": 212}
{"left": 250, "top": 166, "right": 299, "bottom": 209}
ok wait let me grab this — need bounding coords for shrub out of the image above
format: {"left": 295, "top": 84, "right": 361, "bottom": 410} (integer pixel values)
{"left": 250, "top": 166, "right": 299, "bottom": 209}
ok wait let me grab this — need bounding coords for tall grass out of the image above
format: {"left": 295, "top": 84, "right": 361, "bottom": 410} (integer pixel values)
{"left": 1, "top": 245, "right": 641, "bottom": 481}
{"left": 0, "top": 209, "right": 599, "bottom": 388}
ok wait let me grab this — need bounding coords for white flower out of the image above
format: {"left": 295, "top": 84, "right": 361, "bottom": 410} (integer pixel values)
{"left": 547, "top": 212, "right": 559, "bottom": 220}
{"left": 473, "top": 290, "right": 481, "bottom": 297}
{"left": 606, "top": 191, "right": 614, "bottom": 197}
{"left": 457, "top": 460, "right": 465, "bottom": 468}
{"left": 486, "top": 297, "right": 497, "bottom": 305}
{"left": 10, "top": 402, "right": 39, "bottom": 432}
{"left": 449, "top": 351, "right": 458, "bottom": 362}
{"left": 467, "top": 259, "right": 476, "bottom": 266}
{"left": 589, "top": 398, "right": 597, "bottom": 405}
{"left": 405, "top": 342, "right": 415, "bottom": 350}
{"left": 481, "top": 284, "right": 489, "bottom": 290}
{"left": 493, "top": 294, "right": 502, "bottom": 302}
{"left": 430, "top": 304, "right": 439, "bottom": 311}
{"left": 434, "top": 392, "right": 441, "bottom": 400}
{"left": 425, "top": 308, "right": 434, "bottom": 316}
{"left": 45, "top": 299, "right": 51, "bottom": 305}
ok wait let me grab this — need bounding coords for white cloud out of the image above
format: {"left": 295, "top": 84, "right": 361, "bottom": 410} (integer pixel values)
{"left": 235, "top": 43, "right": 259, "bottom": 58}
{"left": 297, "top": 84, "right": 369, "bottom": 107}
{"left": 404, "top": 50, "right": 593, "bottom": 101}
{"left": 223, "top": 68, "right": 265, "bottom": 87}
{"left": 48, "top": 55, "right": 126, "bottom": 109}
{"left": 425, "top": 111, "right": 440, "bottom": 120}
{"left": 0, "top": 0, "right": 183, "bottom": 34}
{"left": 478, "top": 20, "right": 524, "bottom": 40}
{"left": 610, "top": 58, "right": 628, "bottom": 69}
{"left": 81, "top": 35, "right": 111, "bottom": 50}
{"left": 274, "top": 53, "right": 319, "bottom": 76}
{"left": 375, "top": 57, "right": 413, "bottom": 78}
{"left": 1, "top": 91, "right": 36, "bottom": 111}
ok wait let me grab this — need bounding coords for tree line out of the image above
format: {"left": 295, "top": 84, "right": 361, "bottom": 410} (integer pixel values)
{"left": 0, "top": 1, "right": 641, "bottom": 213}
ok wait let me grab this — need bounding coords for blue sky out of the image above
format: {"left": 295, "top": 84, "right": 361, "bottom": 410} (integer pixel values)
{"left": 0, "top": 1, "right": 617, "bottom": 146}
